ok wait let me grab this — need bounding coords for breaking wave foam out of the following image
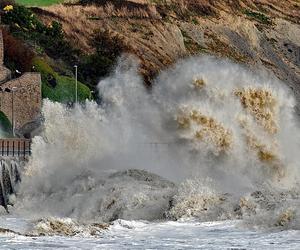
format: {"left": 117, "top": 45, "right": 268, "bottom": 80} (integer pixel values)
{"left": 11, "top": 55, "right": 300, "bottom": 230}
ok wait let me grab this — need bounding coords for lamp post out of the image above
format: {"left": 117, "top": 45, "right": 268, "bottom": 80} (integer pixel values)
{"left": 11, "top": 87, "right": 17, "bottom": 137}
{"left": 74, "top": 65, "right": 78, "bottom": 104}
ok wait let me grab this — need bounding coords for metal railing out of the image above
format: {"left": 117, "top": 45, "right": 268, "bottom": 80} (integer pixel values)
{"left": 0, "top": 139, "right": 31, "bottom": 158}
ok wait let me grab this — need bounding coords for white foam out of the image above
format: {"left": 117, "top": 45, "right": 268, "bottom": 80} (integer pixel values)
{"left": 9, "top": 55, "right": 300, "bottom": 229}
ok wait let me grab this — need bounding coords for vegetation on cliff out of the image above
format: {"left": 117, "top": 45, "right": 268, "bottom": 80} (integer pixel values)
{"left": 33, "top": 57, "right": 90, "bottom": 102}
{"left": 15, "top": 0, "right": 63, "bottom": 6}
{"left": 32, "top": 0, "right": 299, "bottom": 111}
{"left": 2, "top": 4, "right": 76, "bottom": 62}
{"left": 2, "top": 28, "right": 34, "bottom": 74}
{"left": 0, "top": 2, "right": 92, "bottom": 103}
{"left": 0, "top": 0, "right": 299, "bottom": 107}
{"left": 1, "top": 1, "right": 124, "bottom": 98}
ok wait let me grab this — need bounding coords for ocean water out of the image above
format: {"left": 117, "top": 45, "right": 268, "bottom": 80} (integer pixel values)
{"left": 1, "top": 56, "right": 300, "bottom": 249}
{"left": 0, "top": 218, "right": 299, "bottom": 249}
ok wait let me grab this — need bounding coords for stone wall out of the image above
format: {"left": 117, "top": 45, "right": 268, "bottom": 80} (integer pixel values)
{"left": 0, "top": 73, "right": 42, "bottom": 130}
{"left": 0, "top": 65, "right": 11, "bottom": 84}
{"left": 0, "top": 28, "right": 42, "bottom": 133}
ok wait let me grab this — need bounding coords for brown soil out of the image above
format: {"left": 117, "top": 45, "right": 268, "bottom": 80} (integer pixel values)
{"left": 35, "top": 0, "right": 300, "bottom": 110}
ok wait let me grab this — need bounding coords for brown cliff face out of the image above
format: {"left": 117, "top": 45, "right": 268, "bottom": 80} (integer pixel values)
{"left": 36, "top": 0, "right": 300, "bottom": 109}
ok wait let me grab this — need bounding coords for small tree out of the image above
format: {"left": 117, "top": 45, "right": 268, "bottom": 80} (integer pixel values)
{"left": 78, "top": 30, "right": 129, "bottom": 86}
{"left": 2, "top": 29, "right": 34, "bottom": 73}
{"left": 0, "top": 0, "right": 15, "bottom": 9}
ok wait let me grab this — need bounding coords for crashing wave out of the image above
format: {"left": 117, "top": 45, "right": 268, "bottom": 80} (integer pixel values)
{"left": 10, "top": 55, "right": 300, "bottom": 230}
{"left": 167, "top": 178, "right": 300, "bottom": 230}
{"left": 32, "top": 217, "right": 108, "bottom": 236}
{"left": 15, "top": 169, "right": 176, "bottom": 222}
{"left": 0, "top": 217, "right": 108, "bottom": 237}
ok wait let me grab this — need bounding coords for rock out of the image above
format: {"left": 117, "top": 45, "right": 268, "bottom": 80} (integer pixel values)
{"left": 17, "top": 169, "right": 177, "bottom": 223}
{"left": 16, "top": 118, "right": 42, "bottom": 139}
{"left": 98, "top": 169, "right": 177, "bottom": 222}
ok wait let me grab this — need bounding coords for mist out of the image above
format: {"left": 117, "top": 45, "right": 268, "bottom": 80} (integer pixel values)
{"left": 13, "top": 55, "right": 300, "bottom": 225}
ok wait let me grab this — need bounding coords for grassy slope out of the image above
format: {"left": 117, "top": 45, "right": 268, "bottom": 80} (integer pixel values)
{"left": 15, "top": 0, "right": 64, "bottom": 7}
{"left": 32, "top": 57, "right": 91, "bottom": 103}
{"left": 42, "top": 76, "right": 91, "bottom": 103}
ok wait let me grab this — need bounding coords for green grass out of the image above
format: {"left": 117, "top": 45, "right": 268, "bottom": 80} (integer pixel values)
{"left": 32, "top": 57, "right": 91, "bottom": 103}
{"left": 42, "top": 75, "right": 91, "bottom": 103}
{"left": 32, "top": 57, "right": 56, "bottom": 80}
{"left": 15, "top": 0, "right": 64, "bottom": 7}
{"left": 243, "top": 9, "right": 272, "bottom": 25}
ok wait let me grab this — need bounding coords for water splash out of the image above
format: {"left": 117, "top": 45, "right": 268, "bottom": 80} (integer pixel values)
{"left": 12, "top": 55, "right": 300, "bottom": 229}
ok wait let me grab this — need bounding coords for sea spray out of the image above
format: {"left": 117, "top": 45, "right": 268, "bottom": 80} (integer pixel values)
{"left": 13, "top": 55, "right": 300, "bottom": 229}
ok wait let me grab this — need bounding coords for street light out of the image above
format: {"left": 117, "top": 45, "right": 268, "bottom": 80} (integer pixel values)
{"left": 11, "top": 87, "right": 17, "bottom": 137}
{"left": 74, "top": 65, "right": 78, "bottom": 104}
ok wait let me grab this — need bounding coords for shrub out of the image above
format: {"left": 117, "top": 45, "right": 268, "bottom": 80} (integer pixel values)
{"left": 0, "top": 0, "right": 15, "bottom": 9}
{"left": 2, "top": 29, "right": 34, "bottom": 73}
{"left": 243, "top": 9, "right": 272, "bottom": 25}
{"left": 78, "top": 30, "right": 128, "bottom": 86}
{"left": 32, "top": 57, "right": 57, "bottom": 87}
{"left": 184, "top": 0, "right": 214, "bottom": 16}
{"left": 2, "top": 4, "right": 43, "bottom": 31}
{"left": 2, "top": 5, "right": 76, "bottom": 61}
{"left": 32, "top": 57, "right": 56, "bottom": 77}
{"left": 0, "top": 111, "right": 12, "bottom": 136}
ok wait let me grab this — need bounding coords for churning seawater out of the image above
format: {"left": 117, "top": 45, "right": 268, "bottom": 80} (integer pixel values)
{"left": 0, "top": 218, "right": 300, "bottom": 249}
{"left": 1, "top": 55, "right": 300, "bottom": 248}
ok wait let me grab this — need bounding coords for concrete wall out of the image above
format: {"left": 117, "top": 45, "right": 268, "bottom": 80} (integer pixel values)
{"left": 0, "top": 29, "right": 42, "bottom": 131}
{"left": 0, "top": 73, "right": 42, "bottom": 130}
{"left": 0, "top": 65, "right": 11, "bottom": 84}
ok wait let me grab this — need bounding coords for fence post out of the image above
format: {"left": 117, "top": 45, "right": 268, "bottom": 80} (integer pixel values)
{"left": 0, "top": 139, "right": 32, "bottom": 158}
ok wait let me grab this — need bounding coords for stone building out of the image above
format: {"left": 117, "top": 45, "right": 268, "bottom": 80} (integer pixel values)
{"left": 0, "top": 30, "right": 42, "bottom": 134}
